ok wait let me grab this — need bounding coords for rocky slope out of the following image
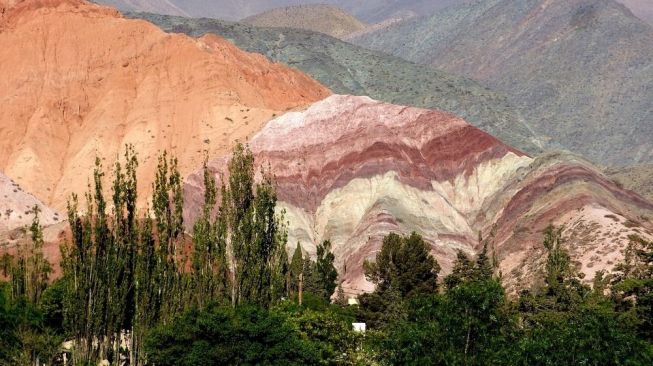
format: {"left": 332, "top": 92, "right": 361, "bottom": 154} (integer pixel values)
{"left": 242, "top": 4, "right": 366, "bottom": 39}
{"left": 184, "top": 95, "right": 653, "bottom": 294}
{"left": 352, "top": 0, "right": 653, "bottom": 166}
{"left": 0, "top": 0, "right": 329, "bottom": 210}
{"left": 606, "top": 164, "right": 653, "bottom": 202}
{"left": 131, "top": 12, "right": 542, "bottom": 155}
{"left": 95, "top": 0, "right": 465, "bottom": 22}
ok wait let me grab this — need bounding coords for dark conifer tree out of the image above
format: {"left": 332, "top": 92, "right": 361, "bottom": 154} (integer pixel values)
{"left": 315, "top": 240, "right": 338, "bottom": 300}
{"left": 364, "top": 232, "right": 440, "bottom": 298}
{"left": 289, "top": 243, "right": 304, "bottom": 297}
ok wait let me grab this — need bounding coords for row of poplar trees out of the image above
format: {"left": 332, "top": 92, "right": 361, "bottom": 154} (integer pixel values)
{"left": 60, "top": 143, "right": 291, "bottom": 365}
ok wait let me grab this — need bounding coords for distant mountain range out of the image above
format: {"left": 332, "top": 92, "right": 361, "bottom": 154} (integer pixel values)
{"left": 352, "top": 0, "right": 653, "bottom": 166}
{"left": 131, "top": 12, "right": 543, "bottom": 155}
{"left": 2, "top": 0, "right": 652, "bottom": 298}
{"left": 241, "top": 4, "right": 367, "bottom": 39}
{"left": 96, "top": 0, "right": 466, "bottom": 22}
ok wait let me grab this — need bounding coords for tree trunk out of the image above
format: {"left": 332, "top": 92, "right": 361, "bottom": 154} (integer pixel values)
{"left": 299, "top": 272, "right": 303, "bottom": 306}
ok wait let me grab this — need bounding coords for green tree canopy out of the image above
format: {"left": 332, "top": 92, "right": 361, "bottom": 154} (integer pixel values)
{"left": 145, "top": 305, "right": 321, "bottom": 366}
{"left": 315, "top": 240, "right": 338, "bottom": 301}
{"left": 363, "top": 232, "right": 440, "bottom": 298}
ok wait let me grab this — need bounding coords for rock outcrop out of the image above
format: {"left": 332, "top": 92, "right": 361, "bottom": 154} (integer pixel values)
{"left": 185, "top": 95, "right": 653, "bottom": 295}
{"left": 0, "top": 0, "right": 330, "bottom": 210}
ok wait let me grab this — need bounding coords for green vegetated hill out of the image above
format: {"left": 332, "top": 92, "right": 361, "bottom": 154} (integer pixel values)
{"left": 242, "top": 4, "right": 367, "bottom": 39}
{"left": 129, "top": 12, "right": 543, "bottom": 155}
{"left": 352, "top": 0, "right": 653, "bottom": 166}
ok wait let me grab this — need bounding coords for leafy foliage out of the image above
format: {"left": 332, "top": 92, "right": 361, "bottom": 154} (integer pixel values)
{"left": 363, "top": 232, "right": 440, "bottom": 298}
{"left": 314, "top": 240, "right": 338, "bottom": 301}
{"left": 9, "top": 206, "right": 51, "bottom": 304}
{"left": 359, "top": 232, "right": 440, "bottom": 328}
{"left": 612, "top": 235, "right": 653, "bottom": 342}
{"left": 55, "top": 143, "right": 290, "bottom": 364}
{"left": 145, "top": 305, "right": 321, "bottom": 366}
{"left": 0, "top": 282, "right": 63, "bottom": 365}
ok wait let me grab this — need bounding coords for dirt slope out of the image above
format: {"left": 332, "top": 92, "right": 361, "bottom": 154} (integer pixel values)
{"left": 617, "top": 0, "right": 653, "bottom": 24}
{"left": 0, "top": 172, "right": 60, "bottom": 233}
{"left": 606, "top": 164, "right": 653, "bottom": 202}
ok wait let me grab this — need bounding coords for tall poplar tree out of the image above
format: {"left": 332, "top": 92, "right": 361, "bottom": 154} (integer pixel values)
{"left": 9, "top": 206, "right": 50, "bottom": 304}
{"left": 226, "top": 143, "right": 289, "bottom": 308}
{"left": 289, "top": 243, "right": 304, "bottom": 297}
{"left": 191, "top": 158, "right": 229, "bottom": 308}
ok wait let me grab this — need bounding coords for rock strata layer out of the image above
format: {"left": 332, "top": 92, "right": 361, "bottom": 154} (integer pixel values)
{"left": 185, "top": 95, "right": 653, "bottom": 294}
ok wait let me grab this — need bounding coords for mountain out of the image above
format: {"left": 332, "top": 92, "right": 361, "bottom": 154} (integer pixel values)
{"left": 352, "top": 0, "right": 653, "bottom": 166}
{"left": 618, "top": 0, "right": 653, "bottom": 25}
{"left": 0, "top": 0, "right": 329, "bottom": 211}
{"left": 242, "top": 4, "right": 366, "bottom": 39}
{"left": 95, "top": 0, "right": 465, "bottom": 22}
{"left": 130, "top": 12, "right": 543, "bottom": 155}
{"left": 184, "top": 95, "right": 653, "bottom": 294}
{"left": 606, "top": 164, "right": 653, "bottom": 202}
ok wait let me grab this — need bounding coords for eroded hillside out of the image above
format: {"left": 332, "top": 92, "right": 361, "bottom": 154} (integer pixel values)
{"left": 0, "top": 0, "right": 330, "bottom": 210}
{"left": 184, "top": 95, "right": 653, "bottom": 294}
